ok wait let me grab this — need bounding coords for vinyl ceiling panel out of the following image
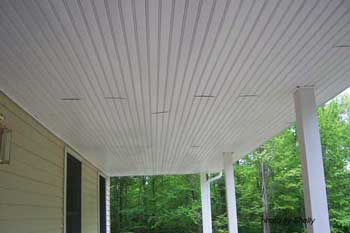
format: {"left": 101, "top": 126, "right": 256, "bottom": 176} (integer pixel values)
{"left": 0, "top": 0, "right": 350, "bottom": 176}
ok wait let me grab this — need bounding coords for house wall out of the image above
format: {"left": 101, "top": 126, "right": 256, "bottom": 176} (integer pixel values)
{"left": 82, "top": 161, "right": 99, "bottom": 233}
{"left": 0, "top": 92, "right": 106, "bottom": 233}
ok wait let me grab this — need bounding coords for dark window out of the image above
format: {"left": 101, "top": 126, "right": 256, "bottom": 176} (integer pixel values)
{"left": 66, "top": 154, "right": 82, "bottom": 233}
{"left": 99, "top": 175, "right": 106, "bottom": 233}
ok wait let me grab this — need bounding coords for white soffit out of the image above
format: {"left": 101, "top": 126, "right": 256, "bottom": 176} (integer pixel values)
{"left": 0, "top": 0, "right": 350, "bottom": 176}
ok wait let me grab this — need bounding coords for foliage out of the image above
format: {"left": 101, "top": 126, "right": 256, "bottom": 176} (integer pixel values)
{"left": 111, "top": 95, "right": 350, "bottom": 233}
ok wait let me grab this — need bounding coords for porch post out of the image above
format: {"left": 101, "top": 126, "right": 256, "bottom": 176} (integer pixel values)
{"left": 200, "top": 173, "right": 212, "bottom": 233}
{"left": 294, "top": 87, "right": 330, "bottom": 233}
{"left": 223, "top": 152, "right": 238, "bottom": 233}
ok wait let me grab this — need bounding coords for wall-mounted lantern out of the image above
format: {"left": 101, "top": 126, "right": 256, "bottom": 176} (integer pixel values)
{"left": 0, "top": 114, "right": 12, "bottom": 164}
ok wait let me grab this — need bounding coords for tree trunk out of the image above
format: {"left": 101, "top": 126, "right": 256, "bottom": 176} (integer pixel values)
{"left": 151, "top": 177, "right": 158, "bottom": 233}
{"left": 260, "top": 160, "right": 271, "bottom": 233}
{"left": 138, "top": 176, "right": 147, "bottom": 233}
{"left": 118, "top": 178, "right": 123, "bottom": 232}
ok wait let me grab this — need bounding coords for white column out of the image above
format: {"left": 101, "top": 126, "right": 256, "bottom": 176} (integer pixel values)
{"left": 200, "top": 173, "right": 212, "bottom": 233}
{"left": 223, "top": 152, "right": 238, "bottom": 233}
{"left": 294, "top": 87, "right": 330, "bottom": 233}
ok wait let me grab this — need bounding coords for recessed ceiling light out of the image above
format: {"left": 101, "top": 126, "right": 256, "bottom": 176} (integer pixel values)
{"left": 152, "top": 110, "right": 170, "bottom": 115}
{"left": 104, "top": 96, "right": 126, "bottom": 100}
{"left": 60, "top": 97, "right": 81, "bottom": 101}
{"left": 194, "top": 94, "right": 216, "bottom": 98}
{"left": 238, "top": 94, "right": 258, "bottom": 98}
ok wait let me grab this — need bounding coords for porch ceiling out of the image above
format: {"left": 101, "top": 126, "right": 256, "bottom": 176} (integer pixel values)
{"left": 0, "top": 0, "right": 350, "bottom": 176}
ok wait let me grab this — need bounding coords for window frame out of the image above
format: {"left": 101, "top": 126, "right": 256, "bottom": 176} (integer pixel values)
{"left": 98, "top": 172, "right": 107, "bottom": 233}
{"left": 64, "top": 146, "right": 83, "bottom": 233}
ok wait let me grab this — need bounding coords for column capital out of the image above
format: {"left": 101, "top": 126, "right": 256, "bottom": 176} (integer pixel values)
{"left": 223, "top": 152, "right": 234, "bottom": 165}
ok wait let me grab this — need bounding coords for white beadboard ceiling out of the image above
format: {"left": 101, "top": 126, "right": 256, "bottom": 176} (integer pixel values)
{"left": 1, "top": 0, "right": 350, "bottom": 176}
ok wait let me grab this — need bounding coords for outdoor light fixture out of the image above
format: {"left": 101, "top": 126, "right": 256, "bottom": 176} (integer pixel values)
{"left": 0, "top": 114, "right": 12, "bottom": 164}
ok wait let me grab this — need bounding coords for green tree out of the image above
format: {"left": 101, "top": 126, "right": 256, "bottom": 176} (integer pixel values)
{"left": 110, "top": 94, "right": 350, "bottom": 233}
{"left": 318, "top": 96, "right": 350, "bottom": 232}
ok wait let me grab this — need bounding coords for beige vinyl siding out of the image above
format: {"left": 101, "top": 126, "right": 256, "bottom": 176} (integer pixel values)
{"left": 0, "top": 92, "right": 103, "bottom": 233}
{"left": 82, "top": 162, "right": 99, "bottom": 233}
{"left": 0, "top": 93, "right": 65, "bottom": 233}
